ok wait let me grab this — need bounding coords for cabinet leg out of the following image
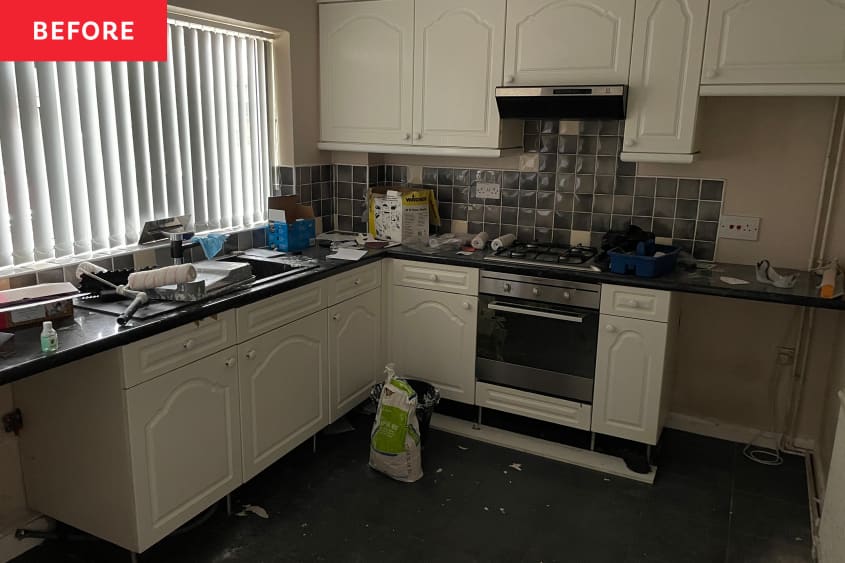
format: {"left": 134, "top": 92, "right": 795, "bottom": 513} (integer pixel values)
{"left": 226, "top": 493, "right": 232, "bottom": 517}
{"left": 129, "top": 551, "right": 138, "bottom": 563}
{"left": 590, "top": 432, "right": 596, "bottom": 452}
{"left": 312, "top": 435, "right": 317, "bottom": 454}
{"left": 473, "top": 406, "right": 483, "bottom": 430}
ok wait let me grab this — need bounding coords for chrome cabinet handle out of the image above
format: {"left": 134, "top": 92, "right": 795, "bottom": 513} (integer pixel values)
{"left": 354, "top": 278, "right": 361, "bottom": 285}
{"left": 429, "top": 274, "right": 438, "bottom": 282}
{"left": 415, "top": 133, "right": 422, "bottom": 140}
{"left": 532, "top": 288, "right": 540, "bottom": 296}
{"left": 183, "top": 339, "right": 194, "bottom": 350}
{"left": 225, "top": 357, "right": 235, "bottom": 368}
{"left": 246, "top": 350, "right": 256, "bottom": 360}
{"left": 563, "top": 291, "right": 571, "bottom": 300}
{"left": 488, "top": 302, "right": 584, "bottom": 323}
{"left": 606, "top": 324, "right": 618, "bottom": 333}
{"left": 704, "top": 68, "right": 717, "bottom": 79}
{"left": 462, "top": 302, "right": 471, "bottom": 311}
{"left": 623, "top": 138, "right": 635, "bottom": 147}
{"left": 332, "top": 313, "right": 340, "bottom": 321}
{"left": 505, "top": 75, "right": 514, "bottom": 84}
{"left": 404, "top": 133, "right": 411, "bottom": 140}
{"left": 503, "top": 282, "right": 511, "bottom": 292}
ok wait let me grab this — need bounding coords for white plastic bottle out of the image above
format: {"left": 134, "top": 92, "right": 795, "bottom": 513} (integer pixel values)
{"left": 40, "top": 321, "right": 58, "bottom": 353}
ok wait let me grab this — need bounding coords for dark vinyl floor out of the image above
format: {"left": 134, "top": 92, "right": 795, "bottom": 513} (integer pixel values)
{"left": 14, "top": 413, "right": 813, "bottom": 563}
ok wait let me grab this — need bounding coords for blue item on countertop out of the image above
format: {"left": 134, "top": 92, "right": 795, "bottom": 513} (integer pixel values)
{"left": 609, "top": 245, "right": 680, "bottom": 277}
{"left": 267, "top": 218, "right": 316, "bottom": 252}
{"left": 191, "top": 233, "right": 228, "bottom": 259}
{"left": 636, "top": 240, "right": 656, "bottom": 257}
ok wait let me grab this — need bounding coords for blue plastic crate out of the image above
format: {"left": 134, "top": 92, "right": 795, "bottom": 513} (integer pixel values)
{"left": 266, "top": 218, "right": 315, "bottom": 252}
{"left": 608, "top": 245, "right": 680, "bottom": 278}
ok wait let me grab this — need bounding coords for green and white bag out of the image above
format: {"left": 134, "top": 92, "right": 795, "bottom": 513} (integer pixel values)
{"left": 369, "top": 364, "right": 423, "bottom": 483}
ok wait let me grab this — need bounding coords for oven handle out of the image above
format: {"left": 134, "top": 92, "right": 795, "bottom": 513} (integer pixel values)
{"left": 487, "top": 302, "right": 584, "bottom": 323}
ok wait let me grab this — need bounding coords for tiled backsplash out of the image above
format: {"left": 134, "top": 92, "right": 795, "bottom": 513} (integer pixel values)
{"left": 291, "top": 165, "right": 335, "bottom": 232}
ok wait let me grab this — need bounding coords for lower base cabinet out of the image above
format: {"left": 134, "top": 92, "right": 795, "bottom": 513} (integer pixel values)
{"left": 389, "top": 285, "right": 477, "bottom": 404}
{"left": 329, "top": 288, "right": 382, "bottom": 422}
{"left": 239, "top": 310, "right": 329, "bottom": 481}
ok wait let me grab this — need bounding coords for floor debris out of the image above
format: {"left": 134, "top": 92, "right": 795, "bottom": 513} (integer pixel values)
{"left": 458, "top": 445, "right": 469, "bottom": 451}
{"left": 483, "top": 506, "right": 489, "bottom": 511}
{"left": 499, "top": 507, "right": 506, "bottom": 515}
{"left": 436, "top": 468, "right": 443, "bottom": 473}
{"left": 235, "top": 505, "right": 269, "bottom": 519}
{"left": 508, "top": 463, "right": 523, "bottom": 471}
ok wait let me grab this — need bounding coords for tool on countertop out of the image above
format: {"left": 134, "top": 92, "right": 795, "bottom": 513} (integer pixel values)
{"left": 76, "top": 262, "right": 151, "bottom": 325}
{"left": 490, "top": 233, "right": 516, "bottom": 251}
{"left": 816, "top": 259, "right": 843, "bottom": 299}
{"left": 471, "top": 232, "right": 489, "bottom": 250}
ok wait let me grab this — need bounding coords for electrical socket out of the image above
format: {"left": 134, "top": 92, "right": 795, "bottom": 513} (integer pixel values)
{"left": 475, "top": 183, "right": 501, "bottom": 200}
{"left": 718, "top": 215, "right": 760, "bottom": 241}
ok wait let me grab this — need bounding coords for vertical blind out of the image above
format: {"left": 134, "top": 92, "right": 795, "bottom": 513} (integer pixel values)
{"left": 0, "top": 20, "right": 273, "bottom": 267}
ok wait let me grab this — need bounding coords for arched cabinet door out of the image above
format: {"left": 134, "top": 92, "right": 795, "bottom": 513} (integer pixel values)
{"left": 702, "top": 0, "right": 845, "bottom": 86}
{"left": 592, "top": 314, "right": 667, "bottom": 445}
{"left": 126, "top": 348, "right": 242, "bottom": 551}
{"left": 503, "top": 0, "right": 635, "bottom": 86}
{"left": 319, "top": 0, "right": 414, "bottom": 144}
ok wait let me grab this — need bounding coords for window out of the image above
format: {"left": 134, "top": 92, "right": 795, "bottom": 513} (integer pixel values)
{"left": 0, "top": 17, "right": 274, "bottom": 267}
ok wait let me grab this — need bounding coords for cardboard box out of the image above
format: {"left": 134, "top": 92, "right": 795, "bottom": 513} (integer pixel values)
{"left": 368, "top": 186, "right": 440, "bottom": 244}
{"left": 266, "top": 196, "right": 316, "bottom": 252}
{"left": 0, "top": 283, "right": 77, "bottom": 330}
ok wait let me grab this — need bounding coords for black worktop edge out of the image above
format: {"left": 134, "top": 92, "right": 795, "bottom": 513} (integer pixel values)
{"left": 2, "top": 247, "right": 842, "bottom": 386}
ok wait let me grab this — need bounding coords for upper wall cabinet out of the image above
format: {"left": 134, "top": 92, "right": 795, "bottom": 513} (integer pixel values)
{"left": 319, "top": 0, "right": 519, "bottom": 156}
{"left": 621, "top": 0, "right": 708, "bottom": 163}
{"left": 701, "top": 0, "right": 845, "bottom": 95}
{"left": 503, "top": 0, "right": 635, "bottom": 86}
{"left": 319, "top": 0, "right": 414, "bottom": 145}
{"left": 413, "top": 0, "right": 507, "bottom": 148}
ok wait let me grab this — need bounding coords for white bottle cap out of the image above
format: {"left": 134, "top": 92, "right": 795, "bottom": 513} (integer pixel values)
{"left": 43, "top": 321, "right": 52, "bottom": 330}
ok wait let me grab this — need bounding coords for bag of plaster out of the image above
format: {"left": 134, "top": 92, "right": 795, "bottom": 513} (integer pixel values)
{"left": 369, "top": 364, "right": 423, "bottom": 483}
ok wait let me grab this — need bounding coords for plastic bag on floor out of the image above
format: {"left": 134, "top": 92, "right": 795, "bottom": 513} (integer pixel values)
{"left": 369, "top": 364, "right": 423, "bottom": 483}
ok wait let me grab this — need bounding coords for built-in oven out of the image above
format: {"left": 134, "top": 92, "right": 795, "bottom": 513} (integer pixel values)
{"left": 476, "top": 272, "right": 601, "bottom": 404}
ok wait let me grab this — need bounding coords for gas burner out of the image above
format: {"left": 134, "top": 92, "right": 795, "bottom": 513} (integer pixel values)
{"left": 485, "top": 242, "right": 602, "bottom": 272}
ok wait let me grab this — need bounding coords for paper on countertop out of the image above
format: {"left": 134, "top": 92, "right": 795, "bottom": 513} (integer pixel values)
{"left": 327, "top": 248, "right": 368, "bottom": 261}
{"left": 720, "top": 276, "right": 750, "bottom": 285}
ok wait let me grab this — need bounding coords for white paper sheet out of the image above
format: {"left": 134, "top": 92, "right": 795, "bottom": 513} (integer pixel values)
{"left": 720, "top": 276, "right": 750, "bottom": 285}
{"left": 327, "top": 248, "right": 368, "bottom": 261}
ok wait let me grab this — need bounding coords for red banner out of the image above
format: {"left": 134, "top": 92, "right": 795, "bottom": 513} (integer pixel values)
{"left": 0, "top": 0, "right": 167, "bottom": 62}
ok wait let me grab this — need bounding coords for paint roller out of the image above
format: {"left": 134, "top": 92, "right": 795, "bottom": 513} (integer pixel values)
{"left": 76, "top": 262, "right": 150, "bottom": 325}
{"left": 127, "top": 264, "right": 197, "bottom": 290}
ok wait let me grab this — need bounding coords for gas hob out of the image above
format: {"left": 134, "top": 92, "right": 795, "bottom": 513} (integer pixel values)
{"left": 483, "top": 242, "right": 603, "bottom": 272}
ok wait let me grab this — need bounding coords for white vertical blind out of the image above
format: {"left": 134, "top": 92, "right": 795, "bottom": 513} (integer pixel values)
{"left": 0, "top": 20, "right": 273, "bottom": 267}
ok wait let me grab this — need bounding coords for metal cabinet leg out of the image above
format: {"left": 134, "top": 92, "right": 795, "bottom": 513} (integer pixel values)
{"left": 129, "top": 551, "right": 138, "bottom": 563}
{"left": 473, "top": 406, "right": 483, "bottom": 430}
{"left": 590, "top": 432, "right": 596, "bottom": 451}
{"left": 226, "top": 494, "right": 232, "bottom": 517}
{"left": 312, "top": 435, "right": 317, "bottom": 454}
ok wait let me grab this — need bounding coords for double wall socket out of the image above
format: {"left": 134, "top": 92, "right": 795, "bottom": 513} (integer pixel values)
{"left": 718, "top": 215, "right": 760, "bottom": 241}
{"left": 475, "top": 183, "right": 500, "bottom": 200}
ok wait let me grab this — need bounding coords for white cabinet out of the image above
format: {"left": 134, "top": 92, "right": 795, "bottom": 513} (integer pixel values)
{"left": 389, "top": 285, "right": 477, "bottom": 404}
{"left": 318, "top": 0, "right": 519, "bottom": 155}
{"left": 701, "top": 0, "right": 845, "bottom": 94}
{"left": 621, "top": 0, "right": 708, "bottom": 164}
{"left": 503, "top": 0, "right": 635, "bottom": 86}
{"left": 126, "top": 349, "right": 242, "bottom": 550}
{"left": 319, "top": 0, "right": 414, "bottom": 144}
{"left": 239, "top": 310, "right": 329, "bottom": 481}
{"left": 592, "top": 284, "right": 676, "bottom": 446}
{"left": 412, "top": 0, "right": 507, "bottom": 148}
{"left": 329, "top": 288, "right": 382, "bottom": 422}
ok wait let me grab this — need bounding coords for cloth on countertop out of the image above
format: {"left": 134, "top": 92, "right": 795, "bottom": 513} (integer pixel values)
{"left": 191, "top": 233, "right": 228, "bottom": 259}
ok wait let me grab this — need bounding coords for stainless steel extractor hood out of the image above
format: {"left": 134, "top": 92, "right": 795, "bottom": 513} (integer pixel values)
{"left": 495, "top": 85, "right": 627, "bottom": 120}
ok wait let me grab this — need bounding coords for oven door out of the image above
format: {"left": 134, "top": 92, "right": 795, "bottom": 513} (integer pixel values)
{"left": 476, "top": 294, "right": 598, "bottom": 403}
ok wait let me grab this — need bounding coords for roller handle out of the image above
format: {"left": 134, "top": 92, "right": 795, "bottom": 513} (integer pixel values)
{"left": 117, "top": 293, "right": 148, "bottom": 326}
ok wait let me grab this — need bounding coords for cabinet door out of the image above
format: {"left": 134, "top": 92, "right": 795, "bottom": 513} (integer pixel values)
{"left": 320, "top": 0, "right": 414, "bottom": 144}
{"left": 126, "top": 348, "right": 242, "bottom": 551}
{"left": 702, "top": 0, "right": 845, "bottom": 86}
{"left": 389, "top": 286, "right": 477, "bottom": 404}
{"left": 239, "top": 311, "right": 329, "bottom": 481}
{"left": 622, "top": 0, "right": 707, "bottom": 158}
{"left": 329, "top": 288, "right": 382, "bottom": 422}
{"left": 592, "top": 315, "right": 667, "bottom": 445}
{"left": 412, "top": 0, "right": 506, "bottom": 148}
{"left": 503, "top": 0, "right": 635, "bottom": 86}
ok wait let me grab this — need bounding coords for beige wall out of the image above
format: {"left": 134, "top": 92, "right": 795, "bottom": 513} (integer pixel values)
{"left": 170, "top": 0, "right": 328, "bottom": 166}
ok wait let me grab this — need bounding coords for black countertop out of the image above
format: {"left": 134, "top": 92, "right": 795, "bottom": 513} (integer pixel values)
{"left": 1, "top": 245, "right": 841, "bottom": 387}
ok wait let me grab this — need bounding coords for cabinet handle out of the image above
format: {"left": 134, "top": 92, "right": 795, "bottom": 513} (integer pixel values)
{"left": 503, "top": 282, "right": 511, "bottom": 292}
{"left": 225, "top": 357, "right": 235, "bottom": 368}
{"left": 563, "top": 291, "right": 571, "bottom": 300}
{"left": 704, "top": 68, "right": 717, "bottom": 79}
{"left": 606, "top": 325, "right": 618, "bottom": 333}
{"left": 462, "top": 302, "right": 471, "bottom": 311}
{"left": 404, "top": 133, "right": 411, "bottom": 141}
{"left": 429, "top": 274, "right": 438, "bottom": 282}
{"left": 354, "top": 278, "right": 361, "bottom": 285}
{"left": 532, "top": 288, "right": 540, "bottom": 296}
{"left": 505, "top": 75, "right": 514, "bottom": 84}
{"left": 414, "top": 133, "right": 422, "bottom": 140}
{"left": 183, "top": 339, "right": 194, "bottom": 350}
{"left": 626, "top": 299, "right": 639, "bottom": 308}
{"left": 332, "top": 313, "right": 340, "bottom": 321}
{"left": 246, "top": 350, "right": 256, "bottom": 360}
{"left": 623, "top": 138, "right": 635, "bottom": 148}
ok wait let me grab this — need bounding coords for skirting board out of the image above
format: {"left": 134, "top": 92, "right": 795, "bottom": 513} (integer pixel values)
{"left": 0, "top": 513, "right": 49, "bottom": 562}
{"left": 665, "top": 412, "right": 816, "bottom": 452}
{"left": 430, "top": 414, "right": 656, "bottom": 485}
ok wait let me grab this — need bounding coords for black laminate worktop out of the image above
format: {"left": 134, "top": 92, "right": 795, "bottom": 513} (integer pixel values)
{"left": 0, "top": 245, "right": 842, "bottom": 386}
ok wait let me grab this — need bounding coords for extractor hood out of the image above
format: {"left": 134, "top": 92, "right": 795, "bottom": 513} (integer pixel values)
{"left": 496, "top": 85, "right": 627, "bottom": 120}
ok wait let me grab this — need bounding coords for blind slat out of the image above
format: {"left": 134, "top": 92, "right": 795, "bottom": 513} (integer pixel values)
{"left": 94, "top": 62, "right": 127, "bottom": 249}
{"left": 112, "top": 62, "right": 142, "bottom": 245}
{"left": 160, "top": 26, "right": 185, "bottom": 217}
